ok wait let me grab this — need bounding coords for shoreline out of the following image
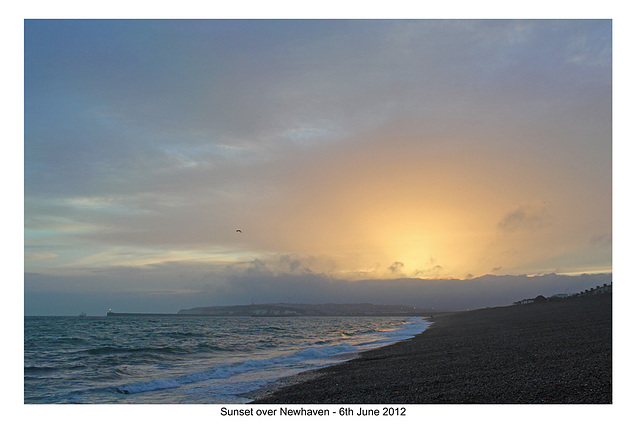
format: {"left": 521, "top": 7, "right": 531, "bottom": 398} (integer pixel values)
{"left": 250, "top": 294, "right": 612, "bottom": 404}
{"left": 242, "top": 316, "right": 434, "bottom": 402}
{"left": 241, "top": 370, "right": 326, "bottom": 402}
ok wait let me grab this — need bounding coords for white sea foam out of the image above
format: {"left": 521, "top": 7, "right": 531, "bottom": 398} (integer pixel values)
{"left": 25, "top": 315, "right": 431, "bottom": 403}
{"left": 115, "top": 317, "right": 431, "bottom": 399}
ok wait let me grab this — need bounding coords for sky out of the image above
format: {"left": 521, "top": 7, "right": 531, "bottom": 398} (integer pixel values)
{"left": 23, "top": 19, "right": 613, "bottom": 315}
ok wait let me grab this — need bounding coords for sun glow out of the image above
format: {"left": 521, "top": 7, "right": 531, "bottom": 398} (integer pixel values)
{"left": 24, "top": 20, "right": 612, "bottom": 317}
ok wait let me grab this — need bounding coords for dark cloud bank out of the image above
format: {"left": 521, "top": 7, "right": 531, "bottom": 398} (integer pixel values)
{"left": 25, "top": 271, "right": 612, "bottom": 316}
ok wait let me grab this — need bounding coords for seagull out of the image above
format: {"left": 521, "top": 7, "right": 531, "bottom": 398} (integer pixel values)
{"left": 236, "top": 229, "right": 242, "bottom": 233}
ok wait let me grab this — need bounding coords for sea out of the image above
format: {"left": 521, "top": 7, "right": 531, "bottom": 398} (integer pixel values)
{"left": 24, "top": 315, "right": 430, "bottom": 404}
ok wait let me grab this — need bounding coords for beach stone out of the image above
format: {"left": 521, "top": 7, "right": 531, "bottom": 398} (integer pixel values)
{"left": 252, "top": 293, "right": 611, "bottom": 404}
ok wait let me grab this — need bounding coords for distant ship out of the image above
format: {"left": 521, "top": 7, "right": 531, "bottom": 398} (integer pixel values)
{"left": 79, "top": 312, "right": 87, "bottom": 317}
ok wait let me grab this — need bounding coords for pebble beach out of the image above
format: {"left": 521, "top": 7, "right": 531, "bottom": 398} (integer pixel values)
{"left": 251, "top": 293, "right": 612, "bottom": 404}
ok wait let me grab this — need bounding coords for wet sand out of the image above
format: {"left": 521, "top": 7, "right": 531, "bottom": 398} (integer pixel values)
{"left": 251, "top": 293, "right": 611, "bottom": 404}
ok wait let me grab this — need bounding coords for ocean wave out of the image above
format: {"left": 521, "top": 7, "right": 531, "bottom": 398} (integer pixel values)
{"left": 25, "top": 365, "right": 59, "bottom": 373}
{"left": 87, "top": 345, "right": 193, "bottom": 355}
{"left": 25, "top": 362, "right": 90, "bottom": 373}
{"left": 114, "top": 341, "right": 361, "bottom": 395}
{"left": 158, "top": 331, "right": 206, "bottom": 338}
{"left": 194, "top": 342, "right": 238, "bottom": 352}
{"left": 26, "top": 315, "right": 431, "bottom": 403}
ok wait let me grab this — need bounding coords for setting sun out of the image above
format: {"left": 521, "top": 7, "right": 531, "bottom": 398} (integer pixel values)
{"left": 24, "top": 19, "right": 610, "bottom": 315}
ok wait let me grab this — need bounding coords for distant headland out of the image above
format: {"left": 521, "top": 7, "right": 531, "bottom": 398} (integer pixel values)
{"left": 106, "top": 303, "right": 432, "bottom": 317}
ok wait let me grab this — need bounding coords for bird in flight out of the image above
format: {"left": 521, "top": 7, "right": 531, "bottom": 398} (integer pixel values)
{"left": 236, "top": 229, "right": 242, "bottom": 233}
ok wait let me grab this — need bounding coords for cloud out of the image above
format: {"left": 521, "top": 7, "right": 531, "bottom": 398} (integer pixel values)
{"left": 25, "top": 252, "right": 58, "bottom": 261}
{"left": 277, "top": 254, "right": 316, "bottom": 274}
{"left": 590, "top": 233, "right": 612, "bottom": 246}
{"left": 23, "top": 20, "right": 612, "bottom": 313}
{"left": 24, "top": 269, "right": 613, "bottom": 315}
{"left": 497, "top": 202, "right": 551, "bottom": 234}
{"left": 413, "top": 264, "right": 444, "bottom": 278}
{"left": 244, "top": 259, "right": 273, "bottom": 277}
{"left": 388, "top": 261, "right": 405, "bottom": 274}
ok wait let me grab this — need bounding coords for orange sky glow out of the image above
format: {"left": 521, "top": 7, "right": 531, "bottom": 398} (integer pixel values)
{"left": 23, "top": 19, "right": 612, "bottom": 314}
